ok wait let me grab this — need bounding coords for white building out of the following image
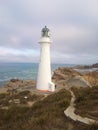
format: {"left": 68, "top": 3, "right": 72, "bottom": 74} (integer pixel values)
{"left": 36, "top": 26, "right": 55, "bottom": 92}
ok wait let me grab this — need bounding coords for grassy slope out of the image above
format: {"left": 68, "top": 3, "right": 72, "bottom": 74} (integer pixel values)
{"left": 72, "top": 86, "right": 98, "bottom": 120}
{"left": 0, "top": 89, "right": 71, "bottom": 130}
{"left": 0, "top": 88, "right": 98, "bottom": 130}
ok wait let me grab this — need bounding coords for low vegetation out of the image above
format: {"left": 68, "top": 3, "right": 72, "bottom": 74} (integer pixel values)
{"left": 72, "top": 86, "right": 98, "bottom": 120}
{"left": 0, "top": 90, "right": 43, "bottom": 107}
{"left": 0, "top": 87, "right": 98, "bottom": 130}
{"left": 0, "top": 89, "right": 71, "bottom": 130}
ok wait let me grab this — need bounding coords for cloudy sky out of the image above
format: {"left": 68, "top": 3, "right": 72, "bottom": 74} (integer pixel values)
{"left": 0, "top": 0, "right": 98, "bottom": 64}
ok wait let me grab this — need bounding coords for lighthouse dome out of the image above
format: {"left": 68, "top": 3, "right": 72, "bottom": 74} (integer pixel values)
{"left": 41, "top": 26, "right": 50, "bottom": 37}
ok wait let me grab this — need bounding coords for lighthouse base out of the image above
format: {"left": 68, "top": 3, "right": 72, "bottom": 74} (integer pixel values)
{"left": 37, "top": 82, "right": 55, "bottom": 92}
{"left": 48, "top": 82, "right": 55, "bottom": 92}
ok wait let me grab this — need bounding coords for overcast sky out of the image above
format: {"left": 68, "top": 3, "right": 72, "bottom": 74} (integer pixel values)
{"left": 0, "top": 0, "right": 98, "bottom": 64}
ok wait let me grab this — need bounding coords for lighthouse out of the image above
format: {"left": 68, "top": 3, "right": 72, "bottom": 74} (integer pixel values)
{"left": 37, "top": 26, "right": 55, "bottom": 92}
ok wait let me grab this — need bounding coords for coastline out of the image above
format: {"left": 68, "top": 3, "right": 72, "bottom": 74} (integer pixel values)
{"left": 0, "top": 63, "right": 75, "bottom": 88}
{"left": 0, "top": 63, "right": 98, "bottom": 91}
{"left": 0, "top": 64, "right": 98, "bottom": 129}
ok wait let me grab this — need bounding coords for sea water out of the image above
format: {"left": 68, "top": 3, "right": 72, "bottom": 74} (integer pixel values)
{"left": 0, "top": 63, "right": 74, "bottom": 87}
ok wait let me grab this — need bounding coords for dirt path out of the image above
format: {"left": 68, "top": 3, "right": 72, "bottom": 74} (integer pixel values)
{"left": 64, "top": 89, "right": 98, "bottom": 125}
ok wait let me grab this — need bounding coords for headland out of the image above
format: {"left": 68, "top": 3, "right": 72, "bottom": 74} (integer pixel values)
{"left": 0, "top": 63, "right": 98, "bottom": 130}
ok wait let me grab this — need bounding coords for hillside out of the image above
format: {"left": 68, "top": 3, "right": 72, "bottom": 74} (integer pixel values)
{"left": 0, "top": 66, "right": 98, "bottom": 130}
{"left": 52, "top": 67, "right": 98, "bottom": 88}
{"left": 0, "top": 89, "right": 72, "bottom": 130}
{"left": 72, "top": 86, "right": 98, "bottom": 121}
{"left": 0, "top": 88, "right": 98, "bottom": 130}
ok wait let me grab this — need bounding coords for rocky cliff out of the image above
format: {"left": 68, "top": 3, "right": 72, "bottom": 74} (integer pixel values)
{"left": 52, "top": 67, "right": 98, "bottom": 88}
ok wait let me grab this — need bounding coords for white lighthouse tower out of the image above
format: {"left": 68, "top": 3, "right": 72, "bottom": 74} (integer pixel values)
{"left": 37, "top": 26, "right": 55, "bottom": 92}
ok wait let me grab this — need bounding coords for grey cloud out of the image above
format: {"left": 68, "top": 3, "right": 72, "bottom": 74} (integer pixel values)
{"left": 0, "top": 53, "right": 39, "bottom": 63}
{"left": 0, "top": 0, "right": 98, "bottom": 64}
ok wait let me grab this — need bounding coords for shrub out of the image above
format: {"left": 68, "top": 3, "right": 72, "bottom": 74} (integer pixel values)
{"left": 0, "top": 89, "right": 71, "bottom": 130}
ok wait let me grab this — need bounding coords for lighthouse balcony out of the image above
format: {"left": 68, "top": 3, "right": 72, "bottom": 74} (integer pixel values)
{"left": 39, "top": 37, "right": 52, "bottom": 43}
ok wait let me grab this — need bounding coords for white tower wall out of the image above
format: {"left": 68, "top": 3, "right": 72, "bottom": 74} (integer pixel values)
{"left": 37, "top": 31, "right": 55, "bottom": 92}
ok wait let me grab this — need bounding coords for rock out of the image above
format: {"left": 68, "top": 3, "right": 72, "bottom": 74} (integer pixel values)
{"left": 92, "top": 63, "right": 98, "bottom": 68}
{"left": 67, "top": 76, "right": 91, "bottom": 88}
{"left": 2, "top": 80, "right": 36, "bottom": 93}
{"left": 52, "top": 67, "right": 81, "bottom": 83}
{"left": 83, "top": 71, "right": 98, "bottom": 86}
{"left": 52, "top": 67, "right": 92, "bottom": 88}
{"left": 10, "top": 79, "right": 21, "bottom": 82}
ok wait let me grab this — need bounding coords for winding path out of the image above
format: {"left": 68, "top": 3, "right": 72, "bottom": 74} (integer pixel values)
{"left": 64, "top": 89, "right": 98, "bottom": 125}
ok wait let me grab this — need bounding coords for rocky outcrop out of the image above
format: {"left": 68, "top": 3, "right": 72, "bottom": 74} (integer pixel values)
{"left": 52, "top": 67, "right": 81, "bottom": 82}
{"left": 52, "top": 67, "right": 97, "bottom": 88}
{"left": 10, "top": 79, "right": 20, "bottom": 82}
{"left": 67, "top": 76, "right": 91, "bottom": 88}
{"left": 73, "top": 63, "right": 98, "bottom": 69}
{"left": 3, "top": 79, "right": 36, "bottom": 93}
{"left": 83, "top": 71, "right": 98, "bottom": 86}
{"left": 8, "top": 79, "right": 35, "bottom": 87}
{"left": 92, "top": 63, "right": 98, "bottom": 68}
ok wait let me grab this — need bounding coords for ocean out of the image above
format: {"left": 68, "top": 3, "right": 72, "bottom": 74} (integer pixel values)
{"left": 0, "top": 63, "right": 75, "bottom": 87}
